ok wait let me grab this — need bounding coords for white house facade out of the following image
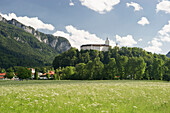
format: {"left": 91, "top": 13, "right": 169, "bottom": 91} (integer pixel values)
{"left": 81, "top": 38, "right": 111, "bottom": 51}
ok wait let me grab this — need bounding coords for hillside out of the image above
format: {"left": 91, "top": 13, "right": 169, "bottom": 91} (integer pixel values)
{"left": 53, "top": 47, "right": 170, "bottom": 80}
{"left": 167, "top": 52, "right": 170, "bottom": 58}
{"left": 53, "top": 47, "right": 169, "bottom": 69}
{"left": 0, "top": 16, "right": 71, "bottom": 69}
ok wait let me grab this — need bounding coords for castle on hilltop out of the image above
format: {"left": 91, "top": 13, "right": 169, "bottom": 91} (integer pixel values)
{"left": 81, "top": 38, "right": 112, "bottom": 51}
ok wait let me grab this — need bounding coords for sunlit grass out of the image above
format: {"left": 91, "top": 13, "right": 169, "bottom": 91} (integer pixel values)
{"left": 0, "top": 80, "right": 169, "bottom": 113}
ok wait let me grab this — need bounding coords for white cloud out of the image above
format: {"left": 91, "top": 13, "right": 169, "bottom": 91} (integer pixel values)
{"left": 156, "top": 0, "right": 170, "bottom": 14}
{"left": 69, "top": 0, "right": 74, "bottom": 6}
{"left": 138, "top": 38, "right": 143, "bottom": 42}
{"left": 144, "top": 38, "right": 162, "bottom": 53}
{"left": 126, "top": 2, "right": 143, "bottom": 11}
{"left": 0, "top": 13, "right": 55, "bottom": 31}
{"left": 79, "top": 0, "right": 120, "bottom": 14}
{"left": 158, "top": 20, "right": 170, "bottom": 42}
{"left": 115, "top": 35, "right": 137, "bottom": 47}
{"left": 53, "top": 25, "right": 116, "bottom": 49}
{"left": 145, "top": 20, "right": 170, "bottom": 54}
{"left": 137, "top": 17, "right": 150, "bottom": 26}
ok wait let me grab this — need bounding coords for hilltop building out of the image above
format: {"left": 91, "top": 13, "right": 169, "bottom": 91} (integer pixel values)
{"left": 81, "top": 38, "right": 111, "bottom": 51}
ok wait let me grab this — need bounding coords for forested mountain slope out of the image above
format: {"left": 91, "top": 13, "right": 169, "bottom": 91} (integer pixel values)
{"left": 0, "top": 19, "right": 71, "bottom": 69}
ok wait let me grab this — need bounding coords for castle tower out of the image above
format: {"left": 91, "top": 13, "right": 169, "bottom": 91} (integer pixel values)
{"left": 116, "top": 43, "right": 119, "bottom": 48}
{"left": 105, "top": 38, "right": 109, "bottom": 45}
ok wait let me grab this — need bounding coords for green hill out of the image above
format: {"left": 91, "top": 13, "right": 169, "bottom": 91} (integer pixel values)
{"left": 52, "top": 47, "right": 170, "bottom": 80}
{"left": 0, "top": 20, "right": 71, "bottom": 69}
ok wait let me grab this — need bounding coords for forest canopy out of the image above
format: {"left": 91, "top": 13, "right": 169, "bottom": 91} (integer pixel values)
{"left": 53, "top": 47, "right": 170, "bottom": 81}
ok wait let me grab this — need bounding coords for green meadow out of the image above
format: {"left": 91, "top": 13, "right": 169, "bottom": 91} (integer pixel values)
{"left": 0, "top": 80, "right": 169, "bottom": 113}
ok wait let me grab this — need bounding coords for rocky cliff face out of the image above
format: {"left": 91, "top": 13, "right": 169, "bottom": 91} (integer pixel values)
{"left": 0, "top": 15, "right": 8, "bottom": 23}
{"left": 0, "top": 15, "right": 71, "bottom": 53}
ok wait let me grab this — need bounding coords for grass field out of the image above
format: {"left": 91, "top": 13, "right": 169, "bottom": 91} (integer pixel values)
{"left": 0, "top": 80, "right": 169, "bottom": 113}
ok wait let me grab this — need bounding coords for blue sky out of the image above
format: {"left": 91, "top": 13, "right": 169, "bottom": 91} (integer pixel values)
{"left": 0, "top": 0, "right": 170, "bottom": 54}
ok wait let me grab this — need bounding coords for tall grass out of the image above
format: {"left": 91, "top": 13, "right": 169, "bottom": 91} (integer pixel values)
{"left": 0, "top": 80, "right": 169, "bottom": 113}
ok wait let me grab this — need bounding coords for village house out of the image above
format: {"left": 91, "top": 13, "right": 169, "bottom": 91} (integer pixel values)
{"left": 0, "top": 73, "right": 6, "bottom": 80}
{"left": 28, "top": 68, "right": 35, "bottom": 79}
{"left": 39, "top": 71, "right": 55, "bottom": 79}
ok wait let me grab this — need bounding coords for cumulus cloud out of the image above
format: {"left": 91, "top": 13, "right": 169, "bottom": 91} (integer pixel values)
{"left": 69, "top": 0, "right": 74, "bottom": 6}
{"left": 137, "top": 17, "right": 150, "bottom": 26}
{"left": 144, "top": 38, "right": 162, "bottom": 53}
{"left": 53, "top": 25, "right": 116, "bottom": 49}
{"left": 138, "top": 38, "right": 143, "bottom": 42}
{"left": 156, "top": 0, "right": 170, "bottom": 14}
{"left": 126, "top": 2, "right": 143, "bottom": 11}
{"left": 79, "top": 0, "right": 120, "bottom": 14}
{"left": 158, "top": 20, "right": 170, "bottom": 42}
{"left": 145, "top": 20, "right": 170, "bottom": 53}
{"left": 0, "top": 13, "right": 55, "bottom": 31}
{"left": 115, "top": 35, "right": 137, "bottom": 47}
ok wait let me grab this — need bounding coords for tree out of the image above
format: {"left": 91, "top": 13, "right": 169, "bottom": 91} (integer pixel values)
{"left": 86, "top": 60, "right": 94, "bottom": 80}
{"left": 145, "top": 65, "right": 152, "bottom": 80}
{"left": 103, "top": 58, "right": 116, "bottom": 80}
{"left": 43, "top": 67, "right": 47, "bottom": 73}
{"left": 135, "top": 57, "right": 146, "bottom": 80}
{"left": 152, "top": 58, "right": 164, "bottom": 80}
{"left": 75, "top": 63, "right": 86, "bottom": 80}
{"left": 128, "top": 57, "right": 138, "bottom": 80}
{"left": 83, "top": 52, "right": 90, "bottom": 63}
{"left": 5, "top": 72, "right": 15, "bottom": 79}
{"left": 128, "top": 57, "right": 146, "bottom": 80}
{"left": 56, "top": 67, "right": 62, "bottom": 80}
{"left": 116, "top": 55, "right": 128, "bottom": 79}
{"left": 63, "top": 66, "right": 75, "bottom": 79}
{"left": 92, "top": 57, "right": 104, "bottom": 80}
{"left": 0, "top": 68, "right": 6, "bottom": 73}
{"left": 34, "top": 71, "right": 38, "bottom": 80}
{"left": 53, "top": 74, "right": 57, "bottom": 80}
{"left": 46, "top": 73, "right": 50, "bottom": 79}
{"left": 16, "top": 67, "right": 31, "bottom": 80}
{"left": 55, "top": 69, "right": 60, "bottom": 80}
{"left": 163, "top": 59, "right": 170, "bottom": 81}
{"left": 5, "top": 67, "right": 15, "bottom": 79}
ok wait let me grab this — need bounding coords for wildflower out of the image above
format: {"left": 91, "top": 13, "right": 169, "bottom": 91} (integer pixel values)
{"left": 133, "top": 106, "right": 137, "bottom": 109}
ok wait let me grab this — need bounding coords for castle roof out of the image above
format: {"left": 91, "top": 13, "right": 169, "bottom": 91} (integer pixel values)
{"left": 81, "top": 44, "right": 110, "bottom": 47}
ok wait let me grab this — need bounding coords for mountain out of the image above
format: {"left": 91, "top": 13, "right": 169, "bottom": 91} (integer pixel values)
{"left": 167, "top": 52, "right": 170, "bottom": 58}
{"left": 0, "top": 15, "right": 71, "bottom": 69}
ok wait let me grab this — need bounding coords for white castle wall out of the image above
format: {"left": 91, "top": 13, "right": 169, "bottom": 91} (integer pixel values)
{"left": 81, "top": 45, "right": 109, "bottom": 51}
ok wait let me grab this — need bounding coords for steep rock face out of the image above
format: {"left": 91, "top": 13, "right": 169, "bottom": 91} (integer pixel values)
{"left": 0, "top": 15, "right": 71, "bottom": 53}
{"left": 55, "top": 37, "right": 71, "bottom": 52}
{"left": 50, "top": 39, "right": 58, "bottom": 48}
{"left": 0, "top": 15, "right": 7, "bottom": 23}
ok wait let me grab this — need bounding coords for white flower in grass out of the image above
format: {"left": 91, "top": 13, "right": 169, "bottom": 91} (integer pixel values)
{"left": 133, "top": 106, "right": 137, "bottom": 109}
{"left": 35, "top": 100, "right": 38, "bottom": 103}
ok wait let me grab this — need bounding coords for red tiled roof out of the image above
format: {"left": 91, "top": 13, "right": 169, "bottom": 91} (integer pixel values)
{"left": 0, "top": 77, "right": 4, "bottom": 79}
{"left": 43, "top": 71, "right": 55, "bottom": 75}
{"left": 0, "top": 73, "right": 6, "bottom": 76}
{"left": 81, "top": 44, "right": 110, "bottom": 47}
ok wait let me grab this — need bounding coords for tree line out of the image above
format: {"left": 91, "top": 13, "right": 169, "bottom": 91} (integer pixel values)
{"left": 53, "top": 47, "right": 170, "bottom": 81}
